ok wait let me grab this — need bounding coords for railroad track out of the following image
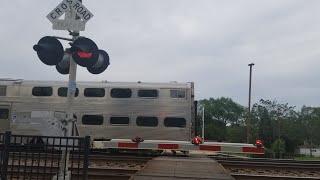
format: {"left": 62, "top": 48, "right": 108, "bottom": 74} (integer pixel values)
{"left": 210, "top": 156, "right": 320, "bottom": 179}
{"left": 5, "top": 153, "right": 153, "bottom": 180}
{"left": 7, "top": 167, "right": 138, "bottom": 180}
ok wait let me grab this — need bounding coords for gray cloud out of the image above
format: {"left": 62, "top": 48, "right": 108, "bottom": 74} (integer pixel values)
{"left": 1, "top": 0, "right": 320, "bottom": 108}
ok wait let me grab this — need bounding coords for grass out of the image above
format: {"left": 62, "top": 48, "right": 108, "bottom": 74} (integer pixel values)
{"left": 294, "top": 156, "right": 320, "bottom": 161}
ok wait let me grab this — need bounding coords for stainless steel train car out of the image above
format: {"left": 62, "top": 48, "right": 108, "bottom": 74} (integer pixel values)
{"left": 0, "top": 79, "right": 196, "bottom": 141}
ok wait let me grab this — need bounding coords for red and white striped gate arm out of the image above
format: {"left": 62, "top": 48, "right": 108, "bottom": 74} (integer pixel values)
{"left": 93, "top": 139, "right": 264, "bottom": 154}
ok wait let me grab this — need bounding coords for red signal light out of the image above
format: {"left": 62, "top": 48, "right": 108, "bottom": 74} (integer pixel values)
{"left": 255, "top": 139, "right": 263, "bottom": 148}
{"left": 192, "top": 136, "right": 203, "bottom": 145}
{"left": 77, "top": 51, "right": 93, "bottom": 58}
{"left": 71, "top": 37, "right": 99, "bottom": 67}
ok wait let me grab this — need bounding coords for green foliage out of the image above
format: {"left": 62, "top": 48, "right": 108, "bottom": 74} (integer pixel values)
{"left": 271, "top": 139, "right": 286, "bottom": 153}
{"left": 281, "top": 119, "right": 304, "bottom": 153}
{"left": 299, "top": 106, "right": 320, "bottom": 145}
{"left": 271, "top": 138, "right": 286, "bottom": 158}
{"left": 199, "top": 97, "right": 245, "bottom": 125}
{"left": 199, "top": 97, "right": 245, "bottom": 141}
{"left": 226, "top": 125, "right": 246, "bottom": 143}
{"left": 199, "top": 97, "right": 320, "bottom": 157}
{"left": 251, "top": 99, "right": 297, "bottom": 148}
{"left": 204, "top": 120, "right": 227, "bottom": 141}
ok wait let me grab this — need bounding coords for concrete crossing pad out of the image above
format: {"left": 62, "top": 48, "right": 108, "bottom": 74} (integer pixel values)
{"left": 131, "top": 156, "right": 234, "bottom": 180}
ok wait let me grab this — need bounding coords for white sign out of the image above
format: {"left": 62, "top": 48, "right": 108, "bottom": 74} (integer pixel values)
{"left": 53, "top": 19, "right": 85, "bottom": 31}
{"left": 46, "top": 0, "right": 93, "bottom": 31}
{"left": 63, "top": 0, "right": 93, "bottom": 22}
{"left": 46, "top": 1, "right": 69, "bottom": 23}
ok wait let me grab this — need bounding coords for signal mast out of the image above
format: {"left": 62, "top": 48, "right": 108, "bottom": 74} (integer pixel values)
{"left": 33, "top": 1, "right": 109, "bottom": 179}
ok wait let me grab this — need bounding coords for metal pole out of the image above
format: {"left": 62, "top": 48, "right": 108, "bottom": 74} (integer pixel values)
{"left": 1, "top": 131, "right": 11, "bottom": 180}
{"left": 247, "top": 63, "right": 254, "bottom": 143}
{"left": 83, "top": 136, "right": 90, "bottom": 180}
{"left": 56, "top": 7, "right": 79, "bottom": 180}
{"left": 66, "top": 37, "right": 78, "bottom": 136}
{"left": 202, "top": 107, "right": 205, "bottom": 140}
{"left": 278, "top": 117, "right": 281, "bottom": 158}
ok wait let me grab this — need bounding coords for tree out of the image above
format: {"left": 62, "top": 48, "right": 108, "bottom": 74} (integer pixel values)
{"left": 226, "top": 124, "right": 246, "bottom": 143}
{"left": 198, "top": 97, "right": 245, "bottom": 141}
{"left": 251, "top": 99, "right": 296, "bottom": 149}
{"left": 199, "top": 97, "right": 245, "bottom": 125}
{"left": 299, "top": 106, "right": 320, "bottom": 150}
{"left": 198, "top": 96, "right": 320, "bottom": 157}
{"left": 204, "top": 119, "right": 227, "bottom": 141}
{"left": 271, "top": 138, "right": 286, "bottom": 158}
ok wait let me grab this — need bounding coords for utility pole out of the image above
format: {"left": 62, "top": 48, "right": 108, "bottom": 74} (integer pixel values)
{"left": 247, "top": 63, "right": 254, "bottom": 144}
{"left": 278, "top": 116, "right": 281, "bottom": 158}
{"left": 202, "top": 107, "right": 205, "bottom": 140}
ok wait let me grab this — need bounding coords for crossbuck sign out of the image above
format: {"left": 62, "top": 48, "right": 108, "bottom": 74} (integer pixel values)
{"left": 46, "top": 0, "right": 93, "bottom": 31}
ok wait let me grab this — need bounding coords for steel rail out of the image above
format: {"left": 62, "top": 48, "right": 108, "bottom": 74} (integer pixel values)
{"left": 210, "top": 156, "right": 320, "bottom": 164}
{"left": 218, "top": 160, "right": 320, "bottom": 169}
{"left": 232, "top": 174, "right": 320, "bottom": 180}
{"left": 214, "top": 158, "right": 320, "bottom": 179}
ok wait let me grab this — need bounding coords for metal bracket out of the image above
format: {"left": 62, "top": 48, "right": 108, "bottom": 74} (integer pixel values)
{"left": 52, "top": 36, "right": 73, "bottom": 42}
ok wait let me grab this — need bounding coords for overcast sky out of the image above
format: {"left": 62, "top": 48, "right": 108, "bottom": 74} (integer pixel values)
{"left": 1, "top": 0, "right": 320, "bottom": 108}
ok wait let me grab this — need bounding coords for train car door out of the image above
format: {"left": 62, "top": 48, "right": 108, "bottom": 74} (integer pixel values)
{"left": 0, "top": 105, "right": 10, "bottom": 133}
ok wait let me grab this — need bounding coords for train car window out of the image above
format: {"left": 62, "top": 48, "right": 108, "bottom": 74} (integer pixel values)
{"left": 170, "top": 89, "right": 186, "bottom": 98}
{"left": 32, "top": 87, "right": 53, "bottom": 96}
{"left": 138, "top": 89, "right": 158, "bottom": 98}
{"left": 58, "top": 87, "right": 79, "bottom": 97}
{"left": 110, "top": 88, "right": 132, "bottom": 98}
{"left": 0, "top": 86, "right": 6, "bottom": 96}
{"left": 136, "top": 116, "right": 158, "bottom": 127}
{"left": 84, "top": 88, "right": 105, "bottom": 97}
{"left": 110, "top": 117, "right": 129, "bottom": 125}
{"left": 164, "top": 117, "right": 186, "bottom": 128}
{"left": 82, "top": 115, "right": 103, "bottom": 125}
{"left": 0, "top": 109, "right": 9, "bottom": 119}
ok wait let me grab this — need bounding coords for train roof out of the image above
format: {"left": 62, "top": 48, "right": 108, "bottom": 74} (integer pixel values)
{"left": 0, "top": 78, "right": 193, "bottom": 89}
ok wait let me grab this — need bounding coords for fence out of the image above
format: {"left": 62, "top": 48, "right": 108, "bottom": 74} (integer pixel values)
{"left": 0, "top": 131, "right": 90, "bottom": 180}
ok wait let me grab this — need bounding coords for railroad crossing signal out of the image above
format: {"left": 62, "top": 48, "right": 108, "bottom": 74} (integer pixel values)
{"left": 70, "top": 37, "right": 99, "bottom": 67}
{"left": 33, "top": 36, "right": 64, "bottom": 66}
{"left": 33, "top": 0, "right": 109, "bottom": 75}
{"left": 33, "top": 1, "right": 105, "bottom": 179}
{"left": 87, "top": 50, "right": 110, "bottom": 74}
{"left": 56, "top": 53, "right": 71, "bottom": 74}
{"left": 33, "top": 36, "right": 110, "bottom": 74}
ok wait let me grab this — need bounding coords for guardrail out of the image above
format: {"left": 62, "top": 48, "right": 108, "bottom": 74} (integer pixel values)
{"left": 0, "top": 131, "right": 90, "bottom": 180}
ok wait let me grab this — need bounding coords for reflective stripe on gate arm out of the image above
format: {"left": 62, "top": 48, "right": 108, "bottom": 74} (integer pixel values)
{"left": 242, "top": 147, "right": 264, "bottom": 154}
{"left": 158, "top": 144, "right": 179, "bottom": 149}
{"left": 199, "top": 145, "right": 221, "bottom": 151}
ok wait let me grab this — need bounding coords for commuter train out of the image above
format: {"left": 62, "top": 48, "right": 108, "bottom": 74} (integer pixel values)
{"left": 0, "top": 79, "right": 196, "bottom": 142}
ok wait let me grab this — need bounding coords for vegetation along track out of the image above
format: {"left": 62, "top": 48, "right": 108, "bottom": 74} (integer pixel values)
{"left": 211, "top": 156, "right": 320, "bottom": 179}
